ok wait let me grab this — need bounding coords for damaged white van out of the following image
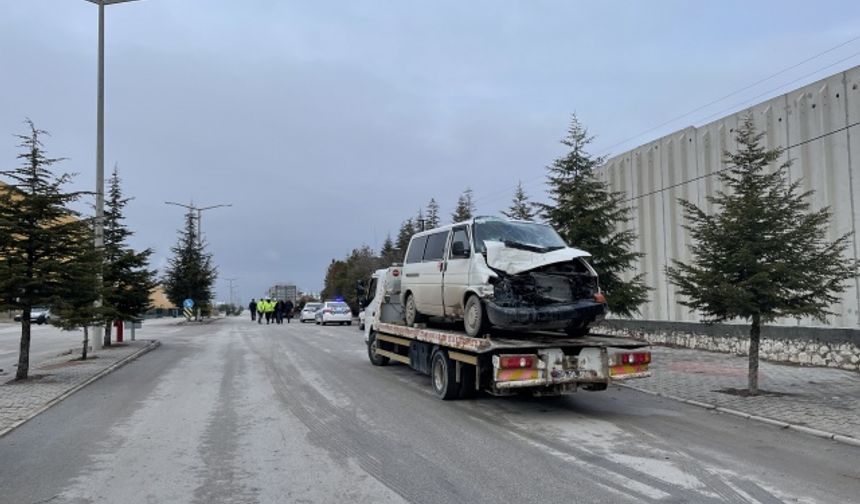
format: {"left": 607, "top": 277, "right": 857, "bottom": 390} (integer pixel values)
{"left": 400, "top": 216, "right": 607, "bottom": 337}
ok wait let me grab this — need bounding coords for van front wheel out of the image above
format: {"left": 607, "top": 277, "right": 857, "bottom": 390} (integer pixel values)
{"left": 463, "top": 295, "right": 489, "bottom": 337}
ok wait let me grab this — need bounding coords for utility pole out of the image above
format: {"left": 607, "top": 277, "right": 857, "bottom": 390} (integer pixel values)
{"left": 225, "top": 278, "right": 237, "bottom": 315}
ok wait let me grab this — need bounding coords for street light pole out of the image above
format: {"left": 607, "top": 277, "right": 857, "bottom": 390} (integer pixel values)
{"left": 165, "top": 202, "right": 232, "bottom": 247}
{"left": 83, "top": 0, "right": 143, "bottom": 351}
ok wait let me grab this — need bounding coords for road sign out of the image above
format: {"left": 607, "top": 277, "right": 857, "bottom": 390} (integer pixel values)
{"left": 183, "top": 298, "right": 194, "bottom": 309}
{"left": 183, "top": 307, "right": 194, "bottom": 320}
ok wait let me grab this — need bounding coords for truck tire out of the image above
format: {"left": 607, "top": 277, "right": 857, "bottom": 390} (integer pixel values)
{"left": 463, "top": 295, "right": 489, "bottom": 337}
{"left": 367, "top": 332, "right": 390, "bottom": 366}
{"left": 431, "top": 350, "right": 459, "bottom": 400}
{"left": 405, "top": 293, "right": 424, "bottom": 327}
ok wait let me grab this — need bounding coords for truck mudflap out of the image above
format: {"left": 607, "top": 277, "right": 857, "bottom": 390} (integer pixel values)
{"left": 492, "top": 347, "right": 651, "bottom": 391}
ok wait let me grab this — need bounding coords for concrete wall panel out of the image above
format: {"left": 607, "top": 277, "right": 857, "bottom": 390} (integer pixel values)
{"left": 598, "top": 63, "right": 860, "bottom": 328}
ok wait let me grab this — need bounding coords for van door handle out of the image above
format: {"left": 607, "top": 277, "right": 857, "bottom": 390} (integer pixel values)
{"left": 405, "top": 273, "right": 419, "bottom": 278}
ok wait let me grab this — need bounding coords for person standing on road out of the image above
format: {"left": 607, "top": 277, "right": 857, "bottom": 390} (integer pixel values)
{"left": 249, "top": 298, "right": 257, "bottom": 322}
{"left": 284, "top": 300, "right": 294, "bottom": 323}
{"left": 274, "top": 300, "right": 284, "bottom": 325}
{"left": 265, "top": 298, "right": 273, "bottom": 325}
{"left": 257, "top": 298, "right": 265, "bottom": 324}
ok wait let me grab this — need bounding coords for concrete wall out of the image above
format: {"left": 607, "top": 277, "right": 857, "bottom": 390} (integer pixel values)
{"left": 599, "top": 320, "right": 860, "bottom": 372}
{"left": 598, "top": 64, "right": 860, "bottom": 329}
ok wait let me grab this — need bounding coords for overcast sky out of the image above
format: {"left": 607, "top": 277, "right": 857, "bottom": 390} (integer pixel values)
{"left": 3, "top": 0, "right": 860, "bottom": 303}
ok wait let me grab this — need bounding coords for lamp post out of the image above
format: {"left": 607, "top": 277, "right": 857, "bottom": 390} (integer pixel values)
{"left": 83, "top": 0, "right": 143, "bottom": 350}
{"left": 165, "top": 202, "right": 233, "bottom": 246}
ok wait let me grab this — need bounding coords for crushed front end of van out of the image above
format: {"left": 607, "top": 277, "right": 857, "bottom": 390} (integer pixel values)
{"left": 482, "top": 240, "right": 607, "bottom": 335}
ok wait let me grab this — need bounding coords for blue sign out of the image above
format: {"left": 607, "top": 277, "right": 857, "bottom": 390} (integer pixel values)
{"left": 183, "top": 298, "right": 194, "bottom": 309}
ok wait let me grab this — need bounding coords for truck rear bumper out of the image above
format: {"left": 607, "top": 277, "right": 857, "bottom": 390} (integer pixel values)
{"left": 485, "top": 299, "right": 606, "bottom": 330}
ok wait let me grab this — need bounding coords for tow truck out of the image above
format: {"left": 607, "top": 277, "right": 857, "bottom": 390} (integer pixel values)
{"left": 362, "top": 267, "right": 651, "bottom": 399}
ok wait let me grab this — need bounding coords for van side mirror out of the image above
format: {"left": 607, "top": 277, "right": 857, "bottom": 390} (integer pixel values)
{"left": 451, "top": 241, "right": 470, "bottom": 258}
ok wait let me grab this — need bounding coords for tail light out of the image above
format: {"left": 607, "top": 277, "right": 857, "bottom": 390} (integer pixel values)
{"left": 594, "top": 292, "right": 607, "bottom": 304}
{"left": 392, "top": 269, "right": 400, "bottom": 277}
{"left": 610, "top": 351, "right": 651, "bottom": 366}
{"left": 498, "top": 355, "right": 536, "bottom": 369}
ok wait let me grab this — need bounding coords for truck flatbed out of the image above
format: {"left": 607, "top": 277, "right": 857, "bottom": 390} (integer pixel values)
{"left": 376, "top": 322, "right": 647, "bottom": 354}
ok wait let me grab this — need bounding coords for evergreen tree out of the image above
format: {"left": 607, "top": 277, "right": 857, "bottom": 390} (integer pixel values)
{"left": 380, "top": 234, "right": 399, "bottom": 266}
{"left": 502, "top": 181, "right": 537, "bottom": 221}
{"left": 540, "top": 114, "right": 648, "bottom": 317}
{"left": 0, "top": 120, "right": 96, "bottom": 379}
{"left": 426, "top": 198, "right": 441, "bottom": 229}
{"left": 667, "top": 115, "right": 856, "bottom": 395}
{"left": 162, "top": 210, "right": 217, "bottom": 317}
{"left": 451, "top": 187, "right": 475, "bottom": 223}
{"left": 415, "top": 208, "right": 426, "bottom": 232}
{"left": 101, "top": 165, "right": 157, "bottom": 344}
{"left": 395, "top": 218, "right": 415, "bottom": 260}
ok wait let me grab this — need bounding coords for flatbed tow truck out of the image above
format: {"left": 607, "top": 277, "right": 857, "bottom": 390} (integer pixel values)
{"left": 363, "top": 267, "right": 652, "bottom": 399}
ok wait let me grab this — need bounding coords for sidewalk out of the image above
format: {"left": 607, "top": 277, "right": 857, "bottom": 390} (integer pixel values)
{"left": 625, "top": 345, "right": 860, "bottom": 444}
{"left": 0, "top": 340, "right": 159, "bottom": 437}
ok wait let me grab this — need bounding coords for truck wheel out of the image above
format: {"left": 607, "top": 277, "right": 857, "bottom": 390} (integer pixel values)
{"left": 463, "top": 295, "right": 488, "bottom": 337}
{"left": 431, "top": 350, "right": 459, "bottom": 400}
{"left": 367, "top": 333, "right": 390, "bottom": 366}
{"left": 405, "top": 293, "right": 423, "bottom": 327}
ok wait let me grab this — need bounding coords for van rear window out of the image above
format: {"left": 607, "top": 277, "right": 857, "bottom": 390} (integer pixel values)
{"left": 405, "top": 236, "right": 428, "bottom": 264}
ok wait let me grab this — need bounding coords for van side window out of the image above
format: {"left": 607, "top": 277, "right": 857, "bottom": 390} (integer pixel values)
{"left": 449, "top": 228, "right": 470, "bottom": 259}
{"left": 422, "top": 231, "right": 448, "bottom": 261}
{"left": 405, "top": 236, "right": 428, "bottom": 264}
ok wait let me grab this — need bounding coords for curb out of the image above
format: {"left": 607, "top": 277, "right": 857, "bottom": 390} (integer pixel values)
{"left": 0, "top": 339, "right": 161, "bottom": 439}
{"left": 619, "top": 383, "right": 860, "bottom": 449}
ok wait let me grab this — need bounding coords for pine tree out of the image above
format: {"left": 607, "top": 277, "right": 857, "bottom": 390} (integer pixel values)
{"left": 380, "top": 234, "right": 399, "bottom": 266}
{"left": 451, "top": 187, "right": 475, "bottom": 223}
{"left": 162, "top": 210, "right": 218, "bottom": 317}
{"left": 415, "top": 208, "right": 426, "bottom": 233}
{"left": 395, "top": 218, "right": 415, "bottom": 260}
{"left": 502, "top": 181, "right": 537, "bottom": 221}
{"left": 0, "top": 120, "right": 96, "bottom": 379}
{"left": 667, "top": 114, "right": 856, "bottom": 395}
{"left": 426, "top": 198, "right": 441, "bottom": 229}
{"left": 540, "top": 114, "right": 648, "bottom": 317}
{"left": 101, "top": 165, "right": 157, "bottom": 344}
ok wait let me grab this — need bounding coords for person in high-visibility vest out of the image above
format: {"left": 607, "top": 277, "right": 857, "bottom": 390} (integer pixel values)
{"left": 265, "top": 298, "right": 274, "bottom": 325}
{"left": 256, "top": 298, "right": 265, "bottom": 324}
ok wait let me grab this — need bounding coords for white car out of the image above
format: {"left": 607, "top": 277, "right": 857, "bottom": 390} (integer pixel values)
{"left": 314, "top": 301, "right": 353, "bottom": 326}
{"left": 299, "top": 302, "right": 323, "bottom": 323}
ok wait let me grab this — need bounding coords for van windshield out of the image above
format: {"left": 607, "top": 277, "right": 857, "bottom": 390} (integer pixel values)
{"left": 473, "top": 218, "right": 567, "bottom": 254}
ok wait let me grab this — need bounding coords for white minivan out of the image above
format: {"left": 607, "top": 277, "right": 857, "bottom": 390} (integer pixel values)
{"left": 400, "top": 216, "right": 606, "bottom": 337}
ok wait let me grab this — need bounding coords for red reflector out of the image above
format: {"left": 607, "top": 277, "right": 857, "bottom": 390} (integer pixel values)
{"left": 499, "top": 355, "right": 535, "bottom": 369}
{"left": 615, "top": 352, "right": 651, "bottom": 365}
{"left": 392, "top": 269, "right": 400, "bottom": 277}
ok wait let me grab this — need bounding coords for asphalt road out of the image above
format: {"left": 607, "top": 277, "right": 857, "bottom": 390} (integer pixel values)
{"left": 1, "top": 318, "right": 858, "bottom": 503}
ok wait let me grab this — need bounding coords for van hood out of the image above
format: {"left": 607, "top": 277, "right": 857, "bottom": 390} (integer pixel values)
{"left": 484, "top": 241, "right": 591, "bottom": 275}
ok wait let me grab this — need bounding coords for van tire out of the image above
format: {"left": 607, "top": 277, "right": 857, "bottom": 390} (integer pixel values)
{"left": 405, "top": 293, "right": 424, "bottom": 327}
{"left": 431, "top": 350, "right": 459, "bottom": 400}
{"left": 367, "top": 332, "right": 390, "bottom": 366}
{"left": 463, "top": 295, "right": 488, "bottom": 337}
